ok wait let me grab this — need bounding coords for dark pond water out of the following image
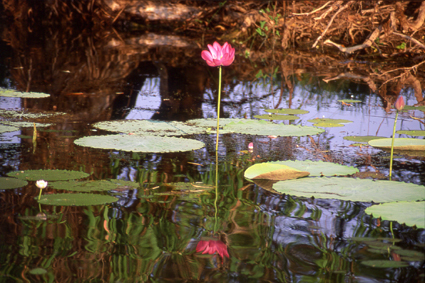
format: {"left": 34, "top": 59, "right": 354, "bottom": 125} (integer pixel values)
{"left": 0, "top": 19, "right": 424, "bottom": 282}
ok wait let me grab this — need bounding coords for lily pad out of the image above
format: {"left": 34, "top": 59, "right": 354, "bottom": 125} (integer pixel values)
{"left": 265, "top": 108, "right": 309, "bottom": 114}
{"left": 49, "top": 179, "right": 139, "bottom": 192}
{"left": 400, "top": 105, "right": 425, "bottom": 111}
{"left": 0, "top": 177, "right": 28, "bottom": 189}
{"left": 0, "top": 124, "right": 19, "bottom": 133}
{"left": 368, "top": 138, "right": 425, "bottom": 151}
{"left": 307, "top": 118, "right": 353, "bottom": 124}
{"left": 394, "top": 249, "right": 425, "bottom": 260}
{"left": 273, "top": 178, "right": 425, "bottom": 203}
{"left": 396, "top": 130, "right": 425, "bottom": 136}
{"left": 185, "top": 118, "right": 246, "bottom": 128}
{"left": 74, "top": 135, "right": 205, "bottom": 153}
{"left": 361, "top": 260, "right": 408, "bottom": 268}
{"left": 312, "top": 122, "right": 344, "bottom": 128}
{"left": 0, "top": 110, "right": 65, "bottom": 119}
{"left": 338, "top": 99, "right": 362, "bottom": 103}
{"left": 223, "top": 120, "right": 325, "bottom": 136}
{"left": 7, "top": 169, "right": 90, "bottom": 181}
{"left": 254, "top": 114, "right": 299, "bottom": 120}
{"left": 0, "top": 88, "right": 50, "bottom": 98}
{"left": 344, "top": 136, "right": 386, "bottom": 143}
{"left": 264, "top": 160, "right": 358, "bottom": 176}
{"left": 365, "top": 201, "right": 425, "bottom": 229}
{"left": 29, "top": 267, "right": 48, "bottom": 275}
{"left": 0, "top": 121, "right": 53, "bottom": 128}
{"left": 245, "top": 163, "right": 309, "bottom": 181}
{"left": 37, "top": 193, "right": 118, "bottom": 206}
{"left": 93, "top": 120, "right": 206, "bottom": 136}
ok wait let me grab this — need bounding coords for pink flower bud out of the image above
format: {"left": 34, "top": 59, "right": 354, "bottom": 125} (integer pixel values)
{"left": 394, "top": 96, "right": 405, "bottom": 111}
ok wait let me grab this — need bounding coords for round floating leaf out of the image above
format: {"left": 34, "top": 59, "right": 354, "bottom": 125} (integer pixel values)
{"left": 365, "top": 201, "right": 425, "bottom": 229}
{"left": 74, "top": 135, "right": 205, "bottom": 153}
{"left": 400, "top": 105, "right": 425, "bottom": 111}
{"left": 29, "top": 267, "right": 48, "bottom": 275}
{"left": 344, "top": 136, "right": 386, "bottom": 143}
{"left": 245, "top": 163, "right": 309, "bottom": 181}
{"left": 313, "top": 122, "right": 344, "bottom": 128}
{"left": 338, "top": 99, "right": 362, "bottom": 103}
{"left": 0, "top": 110, "right": 65, "bottom": 119}
{"left": 93, "top": 120, "right": 206, "bottom": 136}
{"left": 265, "top": 108, "right": 309, "bottom": 114}
{"left": 49, "top": 179, "right": 139, "bottom": 192}
{"left": 394, "top": 249, "right": 425, "bottom": 261}
{"left": 0, "top": 88, "right": 50, "bottom": 98}
{"left": 1, "top": 121, "right": 53, "bottom": 128}
{"left": 361, "top": 260, "right": 408, "bottom": 268}
{"left": 38, "top": 193, "right": 118, "bottom": 206}
{"left": 368, "top": 138, "right": 425, "bottom": 151}
{"left": 396, "top": 130, "right": 425, "bottom": 137}
{"left": 7, "top": 169, "right": 90, "bottom": 181}
{"left": 254, "top": 114, "right": 299, "bottom": 121}
{"left": 265, "top": 160, "right": 358, "bottom": 177}
{"left": 0, "top": 124, "right": 19, "bottom": 133}
{"left": 185, "top": 118, "right": 246, "bottom": 128}
{"left": 0, "top": 177, "right": 28, "bottom": 189}
{"left": 223, "top": 120, "right": 324, "bottom": 136}
{"left": 308, "top": 118, "right": 353, "bottom": 124}
{"left": 273, "top": 178, "right": 425, "bottom": 203}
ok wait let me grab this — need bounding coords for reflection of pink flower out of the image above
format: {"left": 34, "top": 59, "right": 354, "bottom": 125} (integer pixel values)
{"left": 196, "top": 240, "right": 229, "bottom": 258}
{"left": 201, "top": 42, "right": 235, "bottom": 67}
{"left": 394, "top": 95, "right": 405, "bottom": 111}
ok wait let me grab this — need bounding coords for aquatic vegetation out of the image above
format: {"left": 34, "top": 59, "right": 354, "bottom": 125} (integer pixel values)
{"left": 343, "top": 135, "right": 386, "bottom": 143}
{"left": 253, "top": 114, "right": 299, "bottom": 120}
{"left": 388, "top": 95, "right": 405, "bottom": 180}
{"left": 48, "top": 179, "right": 140, "bottom": 192}
{"left": 368, "top": 138, "right": 425, "bottom": 151}
{"left": 396, "top": 130, "right": 425, "bottom": 136}
{"left": 74, "top": 135, "right": 205, "bottom": 153}
{"left": 0, "top": 177, "right": 28, "bottom": 189}
{"left": 196, "top": 239, "right": 229, "bottom": 258}
{"left": 0, "top": 124, "right": 19, "bottom": 133}
{"left": 0, "top": 121, "right": 53, "bottom": 128}
{"left": 37, "top": 193, "right": 118, "bottom": 206}
{"left": 7, "top": 169, "right": 90, "bottom": 181}
{"left": 245, "top": 163, "right": 309, "bottom": 181}
{"left": 35, "top": 180, "right": 48, "bottom": 200}
{"left": 0, "top": 88, "right": 50, "bottom": 98}
{"left": 265, "top": 108, "right": 309, "bottom": 114}
{"left": 365, "top": 201, "right": 425, "bottom": 229}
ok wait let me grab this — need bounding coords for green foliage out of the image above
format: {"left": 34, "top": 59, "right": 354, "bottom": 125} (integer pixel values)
{"left": 0, "top": 177, "right": 28, "bottom": 189}
{"left": 37, "top": 193, "right": 118, "bottom": 206}
{"left": 7, "top": 169, "right": 90, "bottom": 181}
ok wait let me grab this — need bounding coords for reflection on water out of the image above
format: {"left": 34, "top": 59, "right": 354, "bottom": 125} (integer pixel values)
{"left": 0, "top": 12, "right": 424, "bottom": 282}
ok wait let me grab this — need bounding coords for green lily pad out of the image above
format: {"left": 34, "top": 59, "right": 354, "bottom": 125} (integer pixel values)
{"left": 338, "top": 99, "right": 362, "bottom": 103}
{"left": 265, "top": 108, "right": 309, "bottom": 114}
{"left": 365, "top": 201, "right": 425, "bottom": 229}
{"left": 313, "top": 122, "right": 344, "bottom": 128}
{"left": 400, "top": 105, "right": 425, "bottom": 111}
{"left": 396, "top": 130, "right": 425, "bottom": 136}
{"left": 273, "top": 178, "right": 425, "bottom": 203}
{"left": 307, "top": 118, "right": 353, "bottom": 124}
{"left": 254, "top": 114, "right": 300, "bottom": 120}
{"left": 0, "top": 88, "right": 50, "bottom": 98}
{"left": 394, "top": 249, "right": 425, "bottom": 260}
{"left": 37, "top": 193, "right": 118, "bottom": 206}
{"left": 361, "top": 260, "right": 409, "bottom": 268}
{"left": 74, "top": 135, "right": 205, "bottom": 153}
{"left": 0, "top": 110, "right": 65, "bottom": 119}
{"left": 0, "top": 121, "right": 53, "bottom": 128}
{"left": 0, "top": 124, "right": 19, "bottom": 133}
{"left": 29, "top": 267, "right": 48, "bottom": 275}
{"left": 7, "top": 169, "right": 90, "bottom": 181}
{"left": 245, "top": 163, "right": 309, "bottom": 181}
{"left": 49, "top": 179, "right": 139, "bottom": 192}
{"left": 344, "top": 136, "right": 386, "bottom": 143}
{"left": 264, "top": 160, "right": 358, "bottom": 176}
{"left": 93, "top": 120, "right": 206, "bottom": 136}
{"left": 0, "top": 177, "right": 28, "bottom": 189}
{"left": 223, "top": 120, "right": 325, "bottom": 136}
{"left": 185, "top": 118, "right": 246, "bottom": 128}
{"left": 368, "top": 138, "right": 425, "bottom": 151}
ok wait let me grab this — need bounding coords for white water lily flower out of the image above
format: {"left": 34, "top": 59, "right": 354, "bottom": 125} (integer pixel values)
{"left": 36, "top": 180, "right": 48, "bottom": 189}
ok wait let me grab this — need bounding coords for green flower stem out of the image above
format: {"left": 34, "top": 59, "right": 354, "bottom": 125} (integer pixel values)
{"left": 216, "top": 66, "right": 222, "bottom": 152}
{"left": 38, "top": 188, "right": 43, "bottom": 200}
{"left": 214, "top": 150, "right": 219, "bottom": 234}
{"left": 389, "top": 111, "right": 399, "bottom": 181}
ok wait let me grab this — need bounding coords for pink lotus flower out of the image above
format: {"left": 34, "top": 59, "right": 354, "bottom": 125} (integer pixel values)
{"left": 394, "top": 95, "right": 405, "bottom": 111}
{"left": 196, "top": 240, "right": 229, "bottom": 258}
{"left": 201, "top": 42, "right": 235, "bottom": 67}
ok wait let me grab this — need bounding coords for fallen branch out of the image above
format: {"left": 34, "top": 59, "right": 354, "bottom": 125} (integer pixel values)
{"left": 324, "top": 26, "right": 381, "bottom": 54}
{"left": 379, "top": 60, "right": 425, "bottom": 88}
{"left": 312, "top": 1, "right": 353, "bottom": 48}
